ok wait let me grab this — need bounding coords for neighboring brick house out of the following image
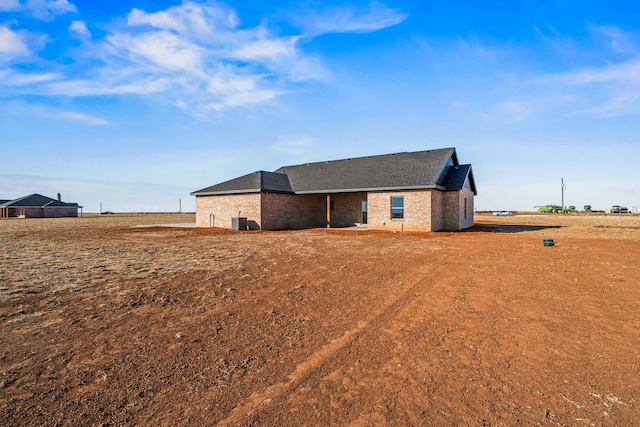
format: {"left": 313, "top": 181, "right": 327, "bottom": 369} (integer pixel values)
{"left": 0, "top": 194, "right": 81, "bottom": 219}
{"left": 191, "top": 147, "right": 477, "bottom": 232}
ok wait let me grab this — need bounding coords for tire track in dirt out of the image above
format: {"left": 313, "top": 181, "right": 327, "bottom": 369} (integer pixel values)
{"left": 217, "top": 263, "right": 440, "bottom": 426}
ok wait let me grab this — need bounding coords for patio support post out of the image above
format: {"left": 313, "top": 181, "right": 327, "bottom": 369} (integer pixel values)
{"left": 326, "top": 194, "right": 331, "bottom": 228}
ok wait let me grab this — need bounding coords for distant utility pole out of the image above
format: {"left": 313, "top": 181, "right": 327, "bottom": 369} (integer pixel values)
{"left": 100, "top": 202, "right": 102, "bottom": 214}
{"left": 179, "top": 198, "right": 182, "bottom": 213}
{"left": 561, "top": 178, "right": 566, "bottom": 214}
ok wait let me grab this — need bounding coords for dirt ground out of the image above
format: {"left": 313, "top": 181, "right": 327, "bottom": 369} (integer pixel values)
{"left": 1, "top": 213, "right": 639, "bottom": 426}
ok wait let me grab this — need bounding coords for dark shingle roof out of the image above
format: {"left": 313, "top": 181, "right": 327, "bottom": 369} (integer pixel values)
{"left": 191, "top": 147, "right": 477, "bottom": 196}
{"left": 190, "top": 171, "right": 293, "bottom": 196}
{"left": 441, "top": 164, "right": 477, "bottom": 195}
{"left": 0, "top": 194, "right": 80, "bottom": 208}
{"left": 274, "top": 148, "right": 457, "bottom": 193}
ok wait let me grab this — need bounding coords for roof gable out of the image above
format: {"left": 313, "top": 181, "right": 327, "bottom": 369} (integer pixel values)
{"left": 441, "top": 164, "right": 477, "bottom": 195}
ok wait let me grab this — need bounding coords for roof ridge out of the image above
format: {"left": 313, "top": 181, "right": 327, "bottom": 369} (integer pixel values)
{"left": 276, "top": 147, "right": 455, "bottom": 171}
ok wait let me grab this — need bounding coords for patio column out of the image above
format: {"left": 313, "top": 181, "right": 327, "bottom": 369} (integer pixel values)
{"left": 326, "top": 194, "right": 331, "bottom": 228}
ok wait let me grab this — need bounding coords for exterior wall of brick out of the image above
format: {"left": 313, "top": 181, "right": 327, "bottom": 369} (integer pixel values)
{"left": 430, "top": 190, "right": 445, "bottom": 231}
{"left": 367, "top": 190, "right": 435, "bottom": 232}
{"left": 43, "top": 208, "right": 78, "bottom": 218}
{"left": 459, "top": 189, "right": 475, "bottom": 229}
{"left": 196, "top": 192, "right": 368, "bottom": 230}
{"left": 261, "top": 193, "right": 326, "bottom": 230}
{"left": 196, "top": 189, "right": 474, "bottom": 231}
{"left": 328, "top": 192, "right": 366, "bottom": 227}
{"left": 24, "top": 208, "right": 43, "bottom": 218}
{"left": 442, "top": 192, "right": 460, "bottom": 231}
{"left": 2, "top": 207, "right": 78, "bottom": 218}
{"left": 195, "top": 194, "right": 261, "bottom": 229}
{"left": 441, "top": 189, "right": 475, "bottom": 230}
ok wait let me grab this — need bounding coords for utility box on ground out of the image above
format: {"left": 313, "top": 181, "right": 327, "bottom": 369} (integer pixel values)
{"left": 231, "top": 217, "right": 247, "bottom": 231}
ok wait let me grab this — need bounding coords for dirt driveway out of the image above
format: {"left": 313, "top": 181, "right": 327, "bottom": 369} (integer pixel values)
{"left": 1, "top": 213, "right": 639, "bottom": 426}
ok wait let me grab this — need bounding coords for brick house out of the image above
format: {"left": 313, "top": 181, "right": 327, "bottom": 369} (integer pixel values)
{"left": 191, "top": 147, "right": 477, "bottom": 232}
{"left": 0, "top": 194, "right": 81, "bottom": 219}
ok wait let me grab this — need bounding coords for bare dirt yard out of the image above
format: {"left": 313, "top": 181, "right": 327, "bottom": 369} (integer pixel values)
{"left": 1, "top": 213, "right": 639, "bottom": 426}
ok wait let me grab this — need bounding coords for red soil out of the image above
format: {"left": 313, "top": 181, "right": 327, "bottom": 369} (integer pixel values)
{"left": 1, "top": 213, "right": 639, "bottom": 426}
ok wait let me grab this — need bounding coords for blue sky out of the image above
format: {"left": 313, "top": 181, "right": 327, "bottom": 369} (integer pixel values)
{"left": 1, "top": 0, "right": 638, "bottom": 213}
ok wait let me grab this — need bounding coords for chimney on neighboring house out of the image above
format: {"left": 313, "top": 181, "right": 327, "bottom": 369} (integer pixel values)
{"left": 57, "top": 193, "right": 61, "bottom": 202}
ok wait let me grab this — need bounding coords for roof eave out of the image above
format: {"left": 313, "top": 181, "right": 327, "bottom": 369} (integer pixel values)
{"left": 191, "top": 189, "right": 259, "bottom": 196}
{"left": 294, "top": 184, "right": 444, "bottom": 194}
{"left": 192, "top": 189, "right": 294, "bottom": 196}
{"left": 467, "top": 166, "right": 478, "bottom": 195}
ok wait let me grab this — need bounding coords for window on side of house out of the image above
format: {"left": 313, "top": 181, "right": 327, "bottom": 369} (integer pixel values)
{"left": 464, "top": 197, "right": 467, "bottom": 219}
{"left": 390, "top": 196, "right": 404, "bottom": 219}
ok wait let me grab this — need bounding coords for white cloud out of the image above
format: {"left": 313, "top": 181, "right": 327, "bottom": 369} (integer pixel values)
{"left": 204, "top": 87, "right": 278, "bottom": 112}
{"left": 233, "top": 37, "right": 298, "bottom": 61}
{"left": 55, "top": 2, "right": 323, "bottom": 113}
{"left": 584, "top": 92, "right": 640, "bottom": 117}
{"left": 591, "top": 25, "right": 638, "bottom": 56}
{"left": 126, "top": 2, "right": 239, "bottom": 36}
{"left": 0, "top": 101, "right": 111, "bottom": 125}
{"left": 55, "top": 111, "right": 111, "bottom": 126}
{"left": 0, "top": 26, "right": 30, "bottom": 59}
{"left": 128, "top": 7, "right": 187, "bottom": 33}
{"left": 301, "top": 2, "right": 407, "bottom": 36}
{"left": 0, "top": 69, "right": 60, "bottom": 84}
{"left": 0, "top": 0, "right": 77, "bottom": 18}
{"left": 47, "top": 0, "right": 76, "bottom": 13}
{"left": 558, "top": 60, "right": 640, "bottom": 85}
{"left": 526, "top": 24, "right": 640, "bottom": 118}
{"left": 230, "top": 34, "right": 327, "bottom": 82}
{"left": 0, "top": 1, "right": 396, "bottom": 115}
{"left": 0, "top": 0, "right": 20, "bottom": 11}
{"left": 106, "top": 30, "right": 204, "bottom": 72}
{"left": 542, "top": 60, "right": 640, "bottom": 117}
{"left": 43, "top": 76, "right": 170, "bottom": 96}
{"left": 25, "top": 0, "right": 77, "bottom": 19}
{"left": 69, "top": 20, "right": 90, "bottom": 39}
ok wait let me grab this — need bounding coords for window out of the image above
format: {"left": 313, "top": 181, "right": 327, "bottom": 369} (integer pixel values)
{"left": 361, "top": 201, "right": 368, "bottom": 224}
{"left": 390, "top": 196, "right": 404, "bottom": 219}
{"left": 464, "top": 198, "right": 467, "bottom": 219}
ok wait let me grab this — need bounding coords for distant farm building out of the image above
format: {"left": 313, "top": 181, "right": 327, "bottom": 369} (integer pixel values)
{"left": 191, "top": 147, "right": 476, "bottom": 232}
{"left": 0, "top": 194, "right": 81, "bottom": 219}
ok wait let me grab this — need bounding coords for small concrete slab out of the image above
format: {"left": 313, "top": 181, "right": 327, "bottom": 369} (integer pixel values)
{"left": 132, "top": 223, "right": 196, "bottom": 228}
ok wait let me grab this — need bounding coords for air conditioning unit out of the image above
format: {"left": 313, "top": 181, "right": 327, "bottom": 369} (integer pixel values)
{"left": 231, "top": 217, "right": 247, "bottom": 231}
